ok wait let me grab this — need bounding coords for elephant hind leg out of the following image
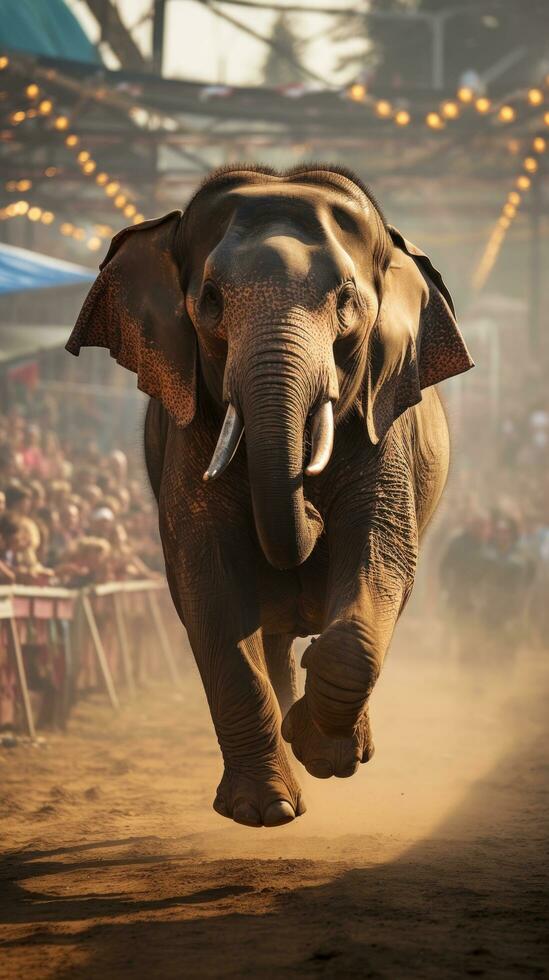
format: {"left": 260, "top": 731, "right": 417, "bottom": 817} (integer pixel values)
{"left": 263, "top": 633, "right": 299, "bottom": 717}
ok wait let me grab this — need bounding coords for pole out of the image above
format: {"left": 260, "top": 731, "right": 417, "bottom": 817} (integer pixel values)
{"left": 529, "top": 180, "right": 541, "bottom": 353}
{"left": 431, "top": 14, "right": 445, "bottom": 91}
{"left": 152, "top": 0, "right": 167, "bottom": 76}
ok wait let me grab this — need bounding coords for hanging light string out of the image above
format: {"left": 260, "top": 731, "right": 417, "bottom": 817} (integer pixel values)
{"left": 0, "top": 198, "right": 112, "bottom": 252}
{"left": 346, "top": 78, "right": 549, "bottom": 131}
{"left": 0, "top": 57, "right": 144, "bottom": 226}
{"left": 473, "top": 132, "right": 547, "bottom": 291}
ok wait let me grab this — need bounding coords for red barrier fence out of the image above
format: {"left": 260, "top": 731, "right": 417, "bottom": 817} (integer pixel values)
{"left": 0, "top": 581, "right": 183, "bottom": 738}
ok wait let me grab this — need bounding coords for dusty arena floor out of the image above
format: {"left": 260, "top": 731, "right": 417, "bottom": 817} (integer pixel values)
{"left": 1, "top": 628, "right": 548, "bottom": 979}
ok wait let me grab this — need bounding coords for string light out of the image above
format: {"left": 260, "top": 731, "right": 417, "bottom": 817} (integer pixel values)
{"left": 498, "top": 105, "right": 516, "bottom": 123}
{"left": 457, "top": 86, "right": 474, "bottom": 103}
{"left": 475, "top": 127, "right": 549, "bottom": 291}
{"left": 0, "top": 55, "right": 9, "bottom": 70}
{"left": 441, "top": 101, "right": 459, "bottom": 119}
{"left": 375, "top": 99, "right": 392, "bottom": 118}
{"left": 54, "top": 115, "right": 69, "bottom": 130}
{"left": 348, "top": 83, "right": 367, "bottom": 102}
{"left": 38, "top": 99, "right": 53, "bottom": 115}
{"left": 527, "top": 88, "right": 543, "bottom": 106}
{"left": 394, "top": 109, "right": 410, "bottom": 126}
{"left": 25, "top": 83, "right": 39, "bottom": 99}
{"left": 65, "top": 134, "right": 79, "bottom": 147}
{"left": 426, "top": 111, "right": 444, "bottom": 129}
{"left": 475, "top": 96, "right": 491, "bottom": 113}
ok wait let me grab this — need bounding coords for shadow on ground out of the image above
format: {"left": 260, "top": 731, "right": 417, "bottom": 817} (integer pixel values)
{"left": 1, "top": 724, "right": 547, "bottom": 980}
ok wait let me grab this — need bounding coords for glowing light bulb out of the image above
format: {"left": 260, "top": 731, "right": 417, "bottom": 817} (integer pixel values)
{"left": 87, "top": 236, "right": 102, "bottom": 251}
{"left": 376, "top": 100, "right": 392, "bottom": 118}
{"left": 516, "top": 175, "right": 531, "bottom": 190}
{"left": 124, "top": 204, "right": 137, "bottom": 218}
{"left": 26, "top": 83, "right": 39, "bottom": 99}
{"left": 348, "top": 83, "right": 366, "bottom": 102}
{"left": 426, "top": 111, "right": 444, "bottom": 129}
{"left": 475, "top": 97, "right": 491, "bottom": 113}
{"left": 54, "top": 115, "right": 69, "bottom": 130}
{"left": 41, "top": 211, "right": 54, "bottom": 224}
{"left": 82, "top": 160, "right": 96, "bottom": 174}
{"left": 27, "top": 206, "right": 42, "bottom": 221}
{"left": 533, "top": 136, "right": 546, "bottom": 153}
{"left": 508, "top": 191, "right": 520, "bottom": 206}
{"left": 457, "top": 86, "right": 474, "bottom": 103}
{"left": 77, "top": 150, "right": 90, "bottom": 164}
{"left": 105, "top": 182, "right": 120, "bottom": 197}
{"left": 498, "top": 105, "right": 516, "bottom": 122}
{"left": 65, "top": 134, "right": 79, "bottom": 147}
{"left": 528, "top": 88, "right": 543, "bottom": 106}
{"left": 38, "top": 99, "right": 53, "bottom": 115}
{"left": 394, "top": 109, "right": 410, "bottom": 126}
{"left": 524, "top": 156, "right": 538, "bottom": 172}
{"left": 114, "top": 194, "right": 127, "bottom": 208}
{"left": 441, "top": 101, "right": 459, "bottom": 119}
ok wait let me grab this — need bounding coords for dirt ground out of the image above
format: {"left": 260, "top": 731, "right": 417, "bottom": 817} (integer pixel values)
{"left": 1, "top": 623, "right": 548, "bottom": 979}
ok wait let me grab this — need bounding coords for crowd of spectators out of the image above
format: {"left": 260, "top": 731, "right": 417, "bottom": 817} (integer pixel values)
{"left": 0, "top": 393, "right": 163, "bottom": 590}
{"left": 438, "top": 373, "right": 549, "bottom": 657}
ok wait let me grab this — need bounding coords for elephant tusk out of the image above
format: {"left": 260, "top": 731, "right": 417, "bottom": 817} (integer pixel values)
{"left": 305, "top": 400, "right": 334, "bottom": 477}
{"left": 203, "top": 404, "right": 244, "bottom": 482}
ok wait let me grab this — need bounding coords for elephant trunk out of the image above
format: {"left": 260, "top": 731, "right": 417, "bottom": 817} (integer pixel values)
{"left": 239, "top": 339, "right": 329, "bottom": 570}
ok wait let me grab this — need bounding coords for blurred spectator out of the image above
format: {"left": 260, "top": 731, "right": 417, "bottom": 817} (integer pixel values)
{"left": 0, "top": 397, "right": 162, "bottom": 588}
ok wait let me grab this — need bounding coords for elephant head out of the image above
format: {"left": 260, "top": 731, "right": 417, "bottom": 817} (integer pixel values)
{"left": 67, "top": 165, "right": 473, "bottom": 570}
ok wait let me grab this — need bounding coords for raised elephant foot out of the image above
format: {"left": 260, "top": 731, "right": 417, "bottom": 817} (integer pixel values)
{"left": 212, "top": 760, "right": 306, "bottom": 827}
{"left": 281, "top": 696, "right": 374, "bottom": 778}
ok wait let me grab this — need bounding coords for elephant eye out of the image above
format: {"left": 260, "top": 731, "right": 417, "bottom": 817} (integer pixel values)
{"left": 336, "top": 282, "right": 360, "bottom": 331}
{"left": 200, "top": 281, "right": 223, "bottom": 321}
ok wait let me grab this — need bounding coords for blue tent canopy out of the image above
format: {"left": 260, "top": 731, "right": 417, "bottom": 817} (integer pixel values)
{"left": 0, "top": 241, "right": 95, "bottom": 295}
{"left": 0, "top": 0, "right": 101, "bottom": 64}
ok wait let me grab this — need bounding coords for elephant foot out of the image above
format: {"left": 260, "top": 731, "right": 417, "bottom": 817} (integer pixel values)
{"left": 300, "top": 622, "right": 378, "bottom": 739}
{"left": 212, "top": 754, "right": 306, "bottom": 828}
{"left": 281, "top": 696, "right": 374, "bottom": 778}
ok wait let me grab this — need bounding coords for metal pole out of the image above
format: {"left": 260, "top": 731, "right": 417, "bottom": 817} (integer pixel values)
{"left": 431, "top": 14, "right": 445, "bottom": 90}
{"left": 9, "top": 617, "right": 36, "bottom": 739}
{"left": 152, "top": 0, "right": 167, "bottom": 76}
{"left": 114, "top": 593, "right": 135, "bottom": 696}
{"left": 529, "top": 180, "right": 541, "bottom": 353}
{"left": 81, "top": 594, "right": 120, "bottom": 711}
{"left": 146, "top": 590, "right": 184, "bottom": 690}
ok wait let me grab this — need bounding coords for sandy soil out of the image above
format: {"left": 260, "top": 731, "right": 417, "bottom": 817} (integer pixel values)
{"left": 1, "top": 624, "right": 548, "bottom": 979}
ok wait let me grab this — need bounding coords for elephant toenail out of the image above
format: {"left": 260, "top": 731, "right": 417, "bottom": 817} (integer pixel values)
{"left": 233, "top": 800, "right": 262, "bottom": 827}
{"left": 263, "top": 801, "right": 295, "bottom": 827}
{"left": 336, "top": 762, "right": 359, "bottom": 778}
{"left": 213, "top": 795, "right": 229, "bottom": 817}
{"left": 307, "top": 759, "right": 333, "bottom": 779}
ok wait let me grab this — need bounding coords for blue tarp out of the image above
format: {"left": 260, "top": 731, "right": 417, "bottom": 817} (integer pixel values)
{"left": 0, "top": 241, "right": 95, "bottom": 295}
{"left": 0, "top": 0, "right": 101, "bottom": 64}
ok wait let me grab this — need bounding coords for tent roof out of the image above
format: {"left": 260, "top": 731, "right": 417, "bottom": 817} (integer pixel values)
{"left": 0, "top": 0, "right": 100, "bottom": 64}
{"left": 0, "top": 242, "right": 95, "bottom": 295}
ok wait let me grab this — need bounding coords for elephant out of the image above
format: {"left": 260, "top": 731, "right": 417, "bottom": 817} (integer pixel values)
{"left": 67, "top": 164, "right": 473, "bottom": 828}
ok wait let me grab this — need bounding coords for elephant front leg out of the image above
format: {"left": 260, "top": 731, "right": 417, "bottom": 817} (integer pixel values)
{"left": 284, "top": 496, "right": 417, "bottom": 774}
{"left": 168, "top": 563, "right": 305, "bottom": 828}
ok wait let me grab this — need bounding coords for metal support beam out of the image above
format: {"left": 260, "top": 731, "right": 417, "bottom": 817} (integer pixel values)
{"left": 152, "top": 0, "right": 167, "bottom": 76}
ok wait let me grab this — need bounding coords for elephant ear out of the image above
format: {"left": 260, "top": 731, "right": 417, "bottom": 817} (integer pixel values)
{"left": 66, "top": 210, "right": 197, "bottom": 427}
{"left": 365, "top": 225, "right": 473, "bottom": 444}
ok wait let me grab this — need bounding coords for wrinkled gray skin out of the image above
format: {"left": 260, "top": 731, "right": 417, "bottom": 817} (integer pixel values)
{"left": 69, "top": 165, "right": 472, "bottom": 828}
